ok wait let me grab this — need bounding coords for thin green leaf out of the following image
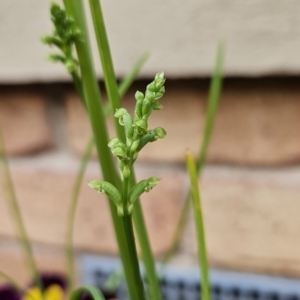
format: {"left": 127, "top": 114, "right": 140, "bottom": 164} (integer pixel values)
{"left": 186, "top": 152, "right": 210, "bottom": 300}
{"left": 197, "top": 41, "right": 225, "bottom": 172}
{"left": 118, "top": 51, "right": 151, "bottom": 97}
{"left": 104, "top": 51, "right": 151, "bottom": 116}
{"left": 70, "top": 286, "right": 105, "bottom": 300}
{"left": 0, "top": 125, "right": 43, "bottom": 297}
{"left": 161, "top": 42, "right": 225, "bottom": 266}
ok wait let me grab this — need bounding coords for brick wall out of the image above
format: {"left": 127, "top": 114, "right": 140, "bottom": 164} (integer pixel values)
{"left": 1, "top": 78, "right": 300, "bottom": 285}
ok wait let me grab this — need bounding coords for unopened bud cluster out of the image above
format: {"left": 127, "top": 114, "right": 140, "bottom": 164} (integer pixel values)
{"left": 110, "top": 72, "right": 167, "bottom": 180}
{"left": 89, "top": 73, "right": 167, "bottom": 215}
{"left": 42, "top": 3, "right": 80, "bottom": 74}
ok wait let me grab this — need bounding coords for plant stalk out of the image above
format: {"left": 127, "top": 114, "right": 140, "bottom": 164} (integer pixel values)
{"left": 87, "top": 1, "right": 161, "bottom": 299}
{"left": 0, "top": 127, "right": 44, "bottom": 298}
{"left": 62, "top": 1, "right": 146, "bottom": 299}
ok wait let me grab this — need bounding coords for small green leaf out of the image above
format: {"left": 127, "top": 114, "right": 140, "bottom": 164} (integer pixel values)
{"left": 70, "top": 285, "right": 105, "bottom": 300}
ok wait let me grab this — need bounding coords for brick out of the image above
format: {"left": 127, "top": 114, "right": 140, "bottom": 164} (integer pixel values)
{"left": 208, "top": 80, "right": 300, "bottom": 165}
{"left": 0, "top": 162, "right": 184, "bottom": 255}
{"left": 0, "top": 87, "right": 54, "bottom": 155}
{"left": 66, "top": 79, "right": 300, "bottom": 166}
{"left": 172, "top": 168, "right": 300, "bottom": 277}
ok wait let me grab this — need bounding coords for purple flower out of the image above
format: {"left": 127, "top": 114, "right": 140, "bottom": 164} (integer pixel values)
{"left": 0, "top": 286, "right": 20, "bottom": 300}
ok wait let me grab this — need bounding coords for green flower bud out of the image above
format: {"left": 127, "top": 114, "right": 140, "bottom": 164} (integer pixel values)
{"left": 152, "top": 101, "right": 163, "bottom": 110}
{"left": 145, "top": 92, "right": 155, "bottom": 103}
{"left": 108, "top": 137, "right": 121, "bottom": 148}
{"left": 155, "top": 82, "right": 162, "bottom": 90}
{"left": 122, "top": 113, "right": 134, "bottom": 140}
{"left": 88, "top": 180, "right": 122, "bottom": 205}
{"left": 154, "top": 127, "right": 167, "bottom": 139}
{"left": 41, "top": 35, "right": 63, "bottom": 48}
{"left": 154, "top": 72, "right": 165, "bottom": 87}
{"left": 48, "top": 54, "right": 65, "bottom": 63}
{"left": 146, "top": 82, "right": 155, "bottom": 92}
{"left": 142, "top": 99, "right": 151, "bottom": 116}
{"left": 135, "top": 91, "right": 144, "bottom": 101}
{"left": 155, "top": 72, "right": 165, "bottom": 82}
{"left": 114, "top": 108, "right": 127, "bottom": 120}
{"left": 65, "top": 59, "right": 77, "bottom": 73}
{"left": 111, "top": 145, "right": 127, "bottom": 159}
{"left": 134, "top": 99, "right": 143, "bottom": 121}
{"left": 134, "top": 119, "right": 148, "bottom": 135}
{"left": 130, "top": 140, "right": 140, "bottom": 153}
{"left": 128, "top": 176, "right": 161, "bottom": 204}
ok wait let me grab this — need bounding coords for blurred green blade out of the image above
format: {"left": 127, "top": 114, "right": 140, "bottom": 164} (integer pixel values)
{"left": 70, "top": 286, "right": 106, "bottom": 300}
{"left": 104, "top": 51, "right": 151, "bottom": 116}
{"left": 186, "top": 152, "right": 210, "bottom": 300}
{"left": 0, "top": 126, "right": 43, "bottom": 296}
{"left": 162, "top": 42, "right": 225, "bottom": 266}
{"left": 118, "top": 51, "right": 151, "bottom": 97}
{"left": 197, "top": 42, "right": 225, "bottom": 172}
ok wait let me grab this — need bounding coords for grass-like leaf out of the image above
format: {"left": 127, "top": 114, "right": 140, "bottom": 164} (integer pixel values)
{"left": 0, "top": 126, "right": 43, "bottom": 297}
{"left": 186, "top": 152, "right": 210, "bottom": 300}
{"left": 162, "top": 42, "right": 225, "bottom": 265}
{"left": 70, "top": 285, "right": 105, "bottom": 300}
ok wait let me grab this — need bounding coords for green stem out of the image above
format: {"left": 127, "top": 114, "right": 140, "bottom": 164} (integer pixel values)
{"left": 120, "top": 215, "right": 145, "bottom": 299}
{"left": 71, "top": 71, "right": 85, "bottom": 107}
{"left": 88, "top": 0, "right": 124, "bottom": 141}
{"left": 0, "top": 128, "right": 44, "bottom": 297}
{"left": 62, "top": 1, "right": 145, "bottom": 299}
{"left": 121, "top": 177, "right": 129, "bottom": 216}
{"left": 87, "top": 1, "right": 160, "bottom": 299}
{"left": 186, "top": 153, "right": 210, "bottom": 300}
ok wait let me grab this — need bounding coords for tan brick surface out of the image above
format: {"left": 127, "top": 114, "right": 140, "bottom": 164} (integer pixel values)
{"left": 209, "top": 81, "right": 300, "bottom": 165}
{"left": 66, "top": 80, "right": 300, "bottom": 166}
{"left": 0, "top": 164, "right": 184, "bottom": 255}
{"left": 173, "top": 170, "right": 300, "bottom": 277}
{"left": 0, "top": 88, "right": 54, "bottom": 155}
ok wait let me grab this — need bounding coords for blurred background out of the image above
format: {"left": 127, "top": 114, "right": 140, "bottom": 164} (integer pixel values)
{"left": 1, "top": 0, "right": 300, "bottom": 289}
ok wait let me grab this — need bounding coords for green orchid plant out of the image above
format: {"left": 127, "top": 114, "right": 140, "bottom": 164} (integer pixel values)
{"left": 88, "top": 72, "right": 166, "bottom": 216}
{"left": 0, "top": 0, "right": 224, "bottom": 299}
